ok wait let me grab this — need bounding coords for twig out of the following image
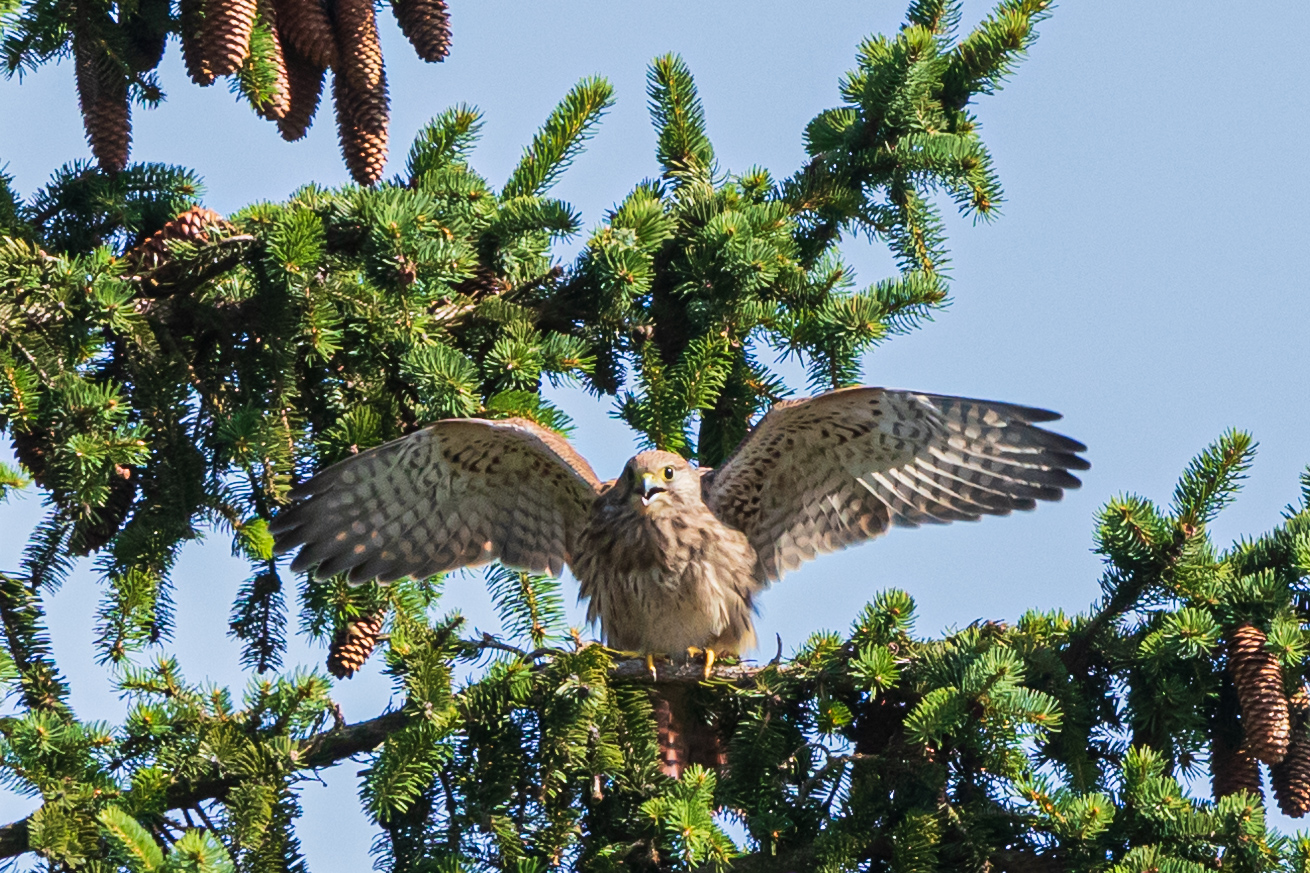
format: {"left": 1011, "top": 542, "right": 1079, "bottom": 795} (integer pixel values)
{"left": 192, "top": 804, "right": 219, "bottom": 835}
{"left": 798, "top": 752, "right": 873, "bottom": 801}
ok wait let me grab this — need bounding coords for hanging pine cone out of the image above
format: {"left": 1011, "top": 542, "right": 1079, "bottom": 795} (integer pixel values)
{"left": 333, "top": 68, "right": 389, "bottom": 185}
{"left": 179, "top": 0, "right": 216, "bottom": 85}
{"left": 204, "top": 0, "right": 259, "bottom": 77}
{"left": 277, "top": 48, "right": 325, "bottom": 141}
{"left": 1211, "top": 731, "right": 1263, "bottom": 800}
{"left": 327, "top": 611, "right": 385, "bottom": 678}
{"left": 333, "top": 0, "right": 384, "bottom": 91}
{"left": 129, "top": 206, "right": 234, "bottom": 273}
{"left": 120, "top": 0, "right": 170, "bottom": 74}
{"left": 273, "top": 0, "right": 338, "bottom": 68}
{"left": 391, "top": 0, "right": 450, "bottom": 63}
{"left": 1228, "top": 623, "right": 1292, "bottom": 765}
{"left": 252, "top": 0, "right": 291, "bottom": 120}
{"left": 74, "top": 32, "right": 131, "bottom": 173}
{"left": 11, "top": 427, "right": 52, "bottom": 487}
{"left": 75, "top": 466, "right": 137, "bottom": 556}
{"left": 1272, "top": 690, "right": 1310, "bottom": 817}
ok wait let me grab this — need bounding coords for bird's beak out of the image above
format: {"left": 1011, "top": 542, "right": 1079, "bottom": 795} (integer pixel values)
{"left": 640, "top": 472, "right": 666, "bottom": 505}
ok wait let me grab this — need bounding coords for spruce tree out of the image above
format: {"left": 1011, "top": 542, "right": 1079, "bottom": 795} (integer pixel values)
{"left": 1, "top": 1, "right": 1309, "bottom": 871}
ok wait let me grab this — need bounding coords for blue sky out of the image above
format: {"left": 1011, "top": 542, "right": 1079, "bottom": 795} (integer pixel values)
{"left": 1, "top": 0, "right": 1309, "bottom": 864}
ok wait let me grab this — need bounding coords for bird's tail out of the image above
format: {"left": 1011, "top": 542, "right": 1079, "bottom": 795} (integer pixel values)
{"left": 653, "top": 683, "right": 726, "bottom": 779}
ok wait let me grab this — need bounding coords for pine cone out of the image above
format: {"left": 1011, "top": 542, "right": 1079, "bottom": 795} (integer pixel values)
{"left": 333, "top": 68, "right": 389, "bottom": 185}
{"left": 327, "top": 611, "right": 384, "bottom": 678}
{"left": 450, "top": 264, "right": 508, "bottom": 299}
{"left": 991, "top": 850, "right": 1065, "bottom": 873}
{"left": 1228, "top": 623, "right": 1292, "bottom": 765}
{"left": 1272, "top": 691, "right": 1310, "bottom": 817}
{"left": 253, "top": 1, "right": 291, "bottom": 120}
{"left": 11, "top": 427, "right": 52, "bottom": 487}
{"left": 75, "top": 466, "right": 137, "bottom": 555}
{"left": 333, "top": 0, "right": 384, "bottom": 91}
{"left": 1211, "top": 731, "right": 1262, "bottom": 800}
{"left": 129, "top": 206, "right": 233, "bottom": 273}
{"left": 277, "top": 48, "right": 325, "bottom": 141}
{"left": 273, "top": 0, "right": 337, "bottom": 68}
{"left": 204, "top": 0, "right": 259, "bottom": 77}
{"left": 391, "top": 0, "right": 450, "bottom": 63}
{"left": 179, "top": 0, "right": 216, "bottom": 85}
{"left": 173, "top": 205, "right": 233, "bottom": 239}
{"left": 120, "top": 0, "right": 170, "bottom": 73}
{"left": 74, "top": 33, "right": 131, "bottom": 173}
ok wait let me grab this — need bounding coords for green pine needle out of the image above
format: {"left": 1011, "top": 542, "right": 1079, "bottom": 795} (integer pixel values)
{"left": 502, "top": 77, "right": 615, "bottom": 200}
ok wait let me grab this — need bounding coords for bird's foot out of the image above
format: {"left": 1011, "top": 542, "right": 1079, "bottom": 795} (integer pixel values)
{"left": 683, "top": 646, "right": 716, "bottom": 678}
{"left": 646, "top": 652, "right": 659, "bottom": 682}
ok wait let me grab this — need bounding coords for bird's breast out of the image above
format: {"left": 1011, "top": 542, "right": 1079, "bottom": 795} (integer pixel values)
{"left": 578, "top": 502, "right": 671, "bottom": 570}
{"left": 572, "top": 503, "right": 760, "bottom": 653}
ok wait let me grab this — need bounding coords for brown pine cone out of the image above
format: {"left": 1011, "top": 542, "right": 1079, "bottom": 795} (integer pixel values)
{"left": 74, "top": 33, "right": 131, "bottom": 172}
{"left": 129, "top": 206, "right": 233, "bottom": 272}
{"left": 333, "top": 68, "right": 389, "bottom": 185}
{"left": 172, "top": 205, "right": 233, "bottom": 240}
{"left": 273, "top": 0, "right": 338, "bottom": 68}
{"left": 204, "top": 0, "right": 259, "bottom": 77}
{"left": 178, "top": 0, "right": 216, "bottom": 85}
{"left": 391, "top": 0, "right": 450, "bottom": 63}
{"left": 277, "top": 48, "right": 326, "bottom": 141}
{"left": 253, "top": 1, "right": 291, "bottom": 120}
{"left": 1228, "top": 623, "right": 1292, "bottom": 765}
{"left": 327, "top": 611, "right": 385, "bottom": 678}
{"left": 1272, "top": 691, "right": 1310, "bottom": 817}
{"left": 1211, "top": 731, "right": 1263, "bottom": 800}
{"left": 333, "top": 0, "right": 384, "bottom": 91}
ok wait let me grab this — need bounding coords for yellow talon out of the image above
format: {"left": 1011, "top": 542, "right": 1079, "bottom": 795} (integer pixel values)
{"left": 646, "top": 653, "right": 658, "bottom": 682}
{"left": 703, "top": 648, "right": 716, "bottom": 679}
{"left": 686, "top": 646, "right": 702, "bottom": 660}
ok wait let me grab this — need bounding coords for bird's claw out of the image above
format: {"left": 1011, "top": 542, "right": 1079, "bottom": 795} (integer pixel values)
{"left": 646, "top": 652, "right": 658, "bottom": 682}
{"left": 702, "top": 648, "right": 716, "bottom": 679}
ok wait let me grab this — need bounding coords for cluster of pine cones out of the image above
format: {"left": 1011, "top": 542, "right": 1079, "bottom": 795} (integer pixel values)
{"left": 75, "top": 0, "right": 451, "bottom": 184}
{"left": 1211, "top": 623, "right": 1310, "bottom": 817}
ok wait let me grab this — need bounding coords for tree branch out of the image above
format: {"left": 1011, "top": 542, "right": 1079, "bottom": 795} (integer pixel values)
{"left": 0, "top": 657, "right": 774, "bottom": 859}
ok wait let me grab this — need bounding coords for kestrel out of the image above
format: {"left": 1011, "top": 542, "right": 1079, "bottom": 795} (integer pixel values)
{"left": 270, "top": 386, "right": 1088, "bottom": 663}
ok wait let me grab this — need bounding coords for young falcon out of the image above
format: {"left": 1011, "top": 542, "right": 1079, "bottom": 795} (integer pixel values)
{"left": 270, "top": 386, "right": 1088, "bottom": 671}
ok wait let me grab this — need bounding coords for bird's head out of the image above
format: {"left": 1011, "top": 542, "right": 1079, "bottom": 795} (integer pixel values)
{"left": 621, "top": 451, "right": 700, "bottom": 514}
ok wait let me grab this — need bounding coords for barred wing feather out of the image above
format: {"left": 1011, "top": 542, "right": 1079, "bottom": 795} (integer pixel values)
{"left": 270, "top": 418, "right": 602, "bottom": 584}
{"left": 703, "top": 388, "right": 1088, "bottom": 583}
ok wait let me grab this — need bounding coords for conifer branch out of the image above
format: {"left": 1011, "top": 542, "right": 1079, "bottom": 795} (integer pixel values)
{"left": 0, "top": 709, "right": 411, "bottom": 859}
{"left": 0, "top": 657, "right": 776, "bottom": 860}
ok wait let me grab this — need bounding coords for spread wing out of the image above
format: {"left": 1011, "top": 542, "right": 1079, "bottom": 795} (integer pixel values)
{"left": 703, "top": 387, "right": 1089, "bottom": 583}
{"left": 270, "top": 418, "right": 602, "bottom": 583}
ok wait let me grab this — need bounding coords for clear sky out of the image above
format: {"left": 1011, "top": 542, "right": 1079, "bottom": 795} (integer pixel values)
{"left": 1, "top": 0, "right": 1308, "bottom": 864}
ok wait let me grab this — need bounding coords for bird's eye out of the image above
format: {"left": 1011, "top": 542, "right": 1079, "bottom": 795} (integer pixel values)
{"left": 662, "top": 466, "right": 675, "bottom": 481}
